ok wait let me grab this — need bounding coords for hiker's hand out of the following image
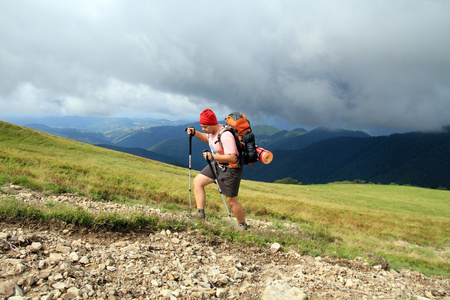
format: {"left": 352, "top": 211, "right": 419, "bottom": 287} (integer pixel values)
{"left": 203, "top": 151, "right": 213, "bottom": 161}
{"left": 186, "top": 127, "right": 196, "bottom": 136}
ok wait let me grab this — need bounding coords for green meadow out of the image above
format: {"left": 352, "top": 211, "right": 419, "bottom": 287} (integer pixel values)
{"left": 0, "top": 121, "right": 448, "bottom": 277}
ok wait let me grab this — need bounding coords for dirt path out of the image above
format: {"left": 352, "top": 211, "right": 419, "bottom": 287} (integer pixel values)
{"left": 1, "top": 185, "right": 449, "bottom": 299}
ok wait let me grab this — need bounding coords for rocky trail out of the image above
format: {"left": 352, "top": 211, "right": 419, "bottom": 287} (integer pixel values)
{"left": 1, "top": 184, "right": 449, "bottom": 299}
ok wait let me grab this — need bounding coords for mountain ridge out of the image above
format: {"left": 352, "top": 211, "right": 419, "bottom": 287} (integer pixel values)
{"left": 2, "top": 118, "right": 449, "bottom": 190}
{"left": 243, "top": 131, "right": 450, "bottom": 189}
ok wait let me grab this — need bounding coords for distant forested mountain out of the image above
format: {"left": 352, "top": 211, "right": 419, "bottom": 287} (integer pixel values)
{"left": 254, "top": 126, "right": 370, "bottom": 150}
{"left": 4, "top": 116, "right": 189, "bottom": 132}
{"left": 25, "top": 124, "right": 114, "bottom": 145}
{"left": 97, "top": 144, "right": 185, "bottom": 167}
{"left": 147, "top": 124, "right": 372, "bottom": 170}
{"left": 114, "top": 123, "right": 197, "bottom": 148}
{"left": 243, "top": 129, "right": 450, "bottom": 189}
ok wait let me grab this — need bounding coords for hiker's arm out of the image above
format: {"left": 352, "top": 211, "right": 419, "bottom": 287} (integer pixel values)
{"left": 194, "top": 132, "right": 208, "bottom": 143}
{"left": 215, "top": 153, "right": 238, "bottom": 164}
{"left": 204, "top": 152, "right": 238, "bottom": 164}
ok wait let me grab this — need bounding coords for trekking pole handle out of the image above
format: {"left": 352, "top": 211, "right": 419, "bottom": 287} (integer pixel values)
{"left": 185, "top": 127, "right": 196, "bottom": 137}
{"left": 202, "top": 149, "right": 213, "bottom": 162}
{"left": 203, "top": 150, "right": 219, "bottom": 182}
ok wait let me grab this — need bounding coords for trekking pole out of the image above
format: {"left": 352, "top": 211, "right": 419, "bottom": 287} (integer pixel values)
{"left": 185, "top": 128, "right": 194, "bottom": 214}
{"left": 203, "top": 150, "right": 236, "bottom": 229}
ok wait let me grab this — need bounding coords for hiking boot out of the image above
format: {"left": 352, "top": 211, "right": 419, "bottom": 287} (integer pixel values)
{"left": 237, "top": 222, "right": 248, "bottom": 231}
{"left": 186, "top": 211, "right": 205, "bottom": 219}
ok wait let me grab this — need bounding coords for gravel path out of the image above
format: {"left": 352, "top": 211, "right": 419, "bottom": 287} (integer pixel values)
{"left": 1, "top": 184, "right": 449, "bottom": 299}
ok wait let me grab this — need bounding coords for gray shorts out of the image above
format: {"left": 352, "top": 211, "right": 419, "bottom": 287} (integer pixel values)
{"left": 201, "top": 163, "right": 243, "bottom": 197}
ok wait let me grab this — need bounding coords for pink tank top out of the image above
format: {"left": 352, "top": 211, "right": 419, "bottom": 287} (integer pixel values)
{"left": 207, "top": 125, "right": 239, "bottom": 166}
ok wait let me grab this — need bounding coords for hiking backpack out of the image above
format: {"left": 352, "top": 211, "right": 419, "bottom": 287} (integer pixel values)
{"left": 217, "top": 112, "right": 258, "bottom": 166}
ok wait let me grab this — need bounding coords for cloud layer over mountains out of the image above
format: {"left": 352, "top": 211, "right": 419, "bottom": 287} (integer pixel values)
{"left": 1, "top": 1, "right": 449, "bottom": 132}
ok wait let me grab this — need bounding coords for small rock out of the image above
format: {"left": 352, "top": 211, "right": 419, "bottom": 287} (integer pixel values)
{"left": 160, "top": 289, "right": 172, "bottom": 297}
{"left": 71, "top": 240, "right": 82, "bottom": 248}
{"left": 79, "top": 256, "right": 89, "bottom": 264}
{"left": 262, "top": 280, "right": 307, "bottom": 300}
{"left": 345, "top": 279, "right": 354, "bottom": 287}
{"left": 49, "top": 253, "right": 63, "bottom": 262}
{"left": 105, "top": 258, "right": 115, "bottom": 266}
{"left": 24, "top": 274, "right": 38, "bottom": 286}
{"left": 151, "top": 279, "right": 160, "bottom": 287}
{"left": 217, "top": 275, "right": 228, "bottom": 286}
{"left": 15, "top": 263, "right": 26, "bottom": 273}
{"left": 270, "top": 243, "right": 281, "bottom": 253}
{"left": 69, "top": 252, "right": 79, "bottom": 262}
{"left": 53, "top": 273, "right": 64, "bottom": 281}
{"left": 216, "top": 288, "right": 227, "bottom": 298}
{"left": 28, "top": 242, "right": 43, "bottom": 252}
{"left": 67, "top": 287, "right": 80, "bottom": 298}
{"left": 0, "top": 280, "right": 16, "bottom": 297}
{"left": 52, "top": 282, "right": 67, "bottom": 291}
{"left": 55, "top": 245, "right": 71, "bottom": 253}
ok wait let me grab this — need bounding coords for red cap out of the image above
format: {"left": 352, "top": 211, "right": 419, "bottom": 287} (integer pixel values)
{"left": 199, "top": 109, "right": 218, "bottom": 125}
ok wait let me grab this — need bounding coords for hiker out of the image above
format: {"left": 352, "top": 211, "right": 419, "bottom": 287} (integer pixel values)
{"left": 186, "top": 108, "right": 248, "bottom": 231}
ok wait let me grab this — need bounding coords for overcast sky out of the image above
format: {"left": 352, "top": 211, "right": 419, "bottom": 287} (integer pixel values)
{"left": 1, "top": 1, "right": 449, "bottom": 133}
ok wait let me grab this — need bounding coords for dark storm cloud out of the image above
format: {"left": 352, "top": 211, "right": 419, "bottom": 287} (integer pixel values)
{"left": 1, "top": 0, "right": 449, "bottom": 131}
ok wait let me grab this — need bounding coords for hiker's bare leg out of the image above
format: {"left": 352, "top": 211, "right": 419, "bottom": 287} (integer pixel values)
{"left": 193, "top": 174, "right": 214, "bottom": 209}
{"left": 227, "top": 196, "right": 245, "bottom": 223}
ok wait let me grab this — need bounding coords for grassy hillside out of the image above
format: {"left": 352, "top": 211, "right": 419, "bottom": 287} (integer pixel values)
{"left": 0, "top": 121, "right": 187, "bottom": 202}
{"left": 0, "top": 121, "right": 448, "bottom": 277}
